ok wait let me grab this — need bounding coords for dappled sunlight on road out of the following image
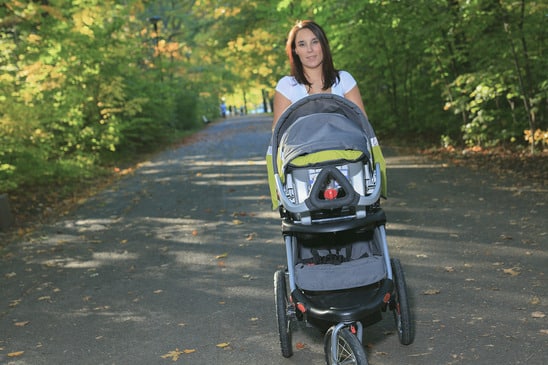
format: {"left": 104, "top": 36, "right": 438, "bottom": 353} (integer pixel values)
{"left": 62, "top": 251, "right": 139, "bottom": 269}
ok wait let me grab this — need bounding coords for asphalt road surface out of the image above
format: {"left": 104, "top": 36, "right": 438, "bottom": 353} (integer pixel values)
{"left": 1, "top": 115, "right": 547, "bottom": 365}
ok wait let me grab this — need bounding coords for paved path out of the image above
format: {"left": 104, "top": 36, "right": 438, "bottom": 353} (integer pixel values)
{"left": 1, "top": 115, "right": 546, "bottom": 364}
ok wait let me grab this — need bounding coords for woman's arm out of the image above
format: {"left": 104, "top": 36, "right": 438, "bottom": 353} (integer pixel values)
{"left": 272, "top": 91, "right": 292, "bottom": 129}
{"left": 344, "top": 85, "right": 368, "bottom": 118}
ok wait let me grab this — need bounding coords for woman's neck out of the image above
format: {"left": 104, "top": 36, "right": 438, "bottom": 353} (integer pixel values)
{"left": 304, "top": 67, "right": 324, "bottom": 88}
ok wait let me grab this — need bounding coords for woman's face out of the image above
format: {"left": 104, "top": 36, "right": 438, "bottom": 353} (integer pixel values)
{"left": 294, "top": 28, "right": 323, "bottom": 69}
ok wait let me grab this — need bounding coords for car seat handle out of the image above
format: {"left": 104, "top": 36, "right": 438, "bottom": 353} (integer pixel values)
{"left": 305, "top": 166, "right": 360, "bottom": 210}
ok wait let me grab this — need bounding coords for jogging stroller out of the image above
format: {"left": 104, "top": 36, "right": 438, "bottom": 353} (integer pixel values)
{"left": 268, "top": 94, "right": 413, "bottom": 364}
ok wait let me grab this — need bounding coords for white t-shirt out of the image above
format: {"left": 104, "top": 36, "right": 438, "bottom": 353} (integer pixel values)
{"left": 275, "top": 70, "right": 357, "bottom": 103}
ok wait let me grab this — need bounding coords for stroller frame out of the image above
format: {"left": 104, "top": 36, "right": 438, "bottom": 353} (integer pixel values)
{"left": 269, "top": 94, "right": 413, "bottom": 364}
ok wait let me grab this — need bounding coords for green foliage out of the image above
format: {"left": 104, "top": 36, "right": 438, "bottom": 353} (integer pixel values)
{"left": 1, "top": 0, "right": 547, "bottom": 194}
{"left": 0, "top": 0, "right": 204, "bottom": 193}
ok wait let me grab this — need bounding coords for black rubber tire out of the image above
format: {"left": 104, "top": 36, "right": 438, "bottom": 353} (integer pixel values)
{"left": 324, "top": 327, "right": 368, "bottom": 365}
{"left": 391, "top": 258, "right": 414, "bottom": 345}
{"left": 274, "top": 269, "right": 293, "bottom": 358}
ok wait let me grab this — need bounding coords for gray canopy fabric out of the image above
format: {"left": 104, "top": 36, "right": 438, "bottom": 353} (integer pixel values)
{"left": 271, "top": 94, "right": 378, "bottom": 175}
{"left": 279, "top": 113, "right": 370, "bottom": 173}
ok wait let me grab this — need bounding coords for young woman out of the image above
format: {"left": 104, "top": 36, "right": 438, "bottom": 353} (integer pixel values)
{"left": 272, "top": 20, "right": 367, "bottom": 127}
{"left": 267, "top": 20, "right": 386, "bottom": 208}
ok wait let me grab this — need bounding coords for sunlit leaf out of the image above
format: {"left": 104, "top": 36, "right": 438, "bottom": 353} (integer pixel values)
{"left": 422, "top": 289, "right": 441, "bottom": 295}
{"left": 8, "top": 351, "right": 25, "bottom": 357}
{"left": 161, "top": 348, "right": 184, "bottom": 361}
{"left": 502, "top": 267, "right": 520, "bottom": 276}
{"left": 216, "top": 342, "right": 230, "bottom": 348}
{"left": 216, "top": 253, "right": 228, "bottom": 259}
{"left": 9, "top": 299, "right": 21, "bottom": 307}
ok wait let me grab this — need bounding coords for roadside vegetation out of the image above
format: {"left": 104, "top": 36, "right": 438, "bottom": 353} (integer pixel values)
{"left": 1, "top": 1, "right": 546, "bottom": 231}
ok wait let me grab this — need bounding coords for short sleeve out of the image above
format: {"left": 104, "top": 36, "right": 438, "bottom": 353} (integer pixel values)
{"left": 275, "top": 76, "right": 308, "bottom": 103}
{"left": 275, "top": 76, "right": 295, "bottom": 100}
{"left": 337, "top": 71, "right": 357, "bottom": 94}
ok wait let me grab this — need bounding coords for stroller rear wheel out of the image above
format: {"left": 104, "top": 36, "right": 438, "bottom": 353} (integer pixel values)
{"left": 324, "top": 326, "right": 368, "bottom": 365}
{"left": 390, "top": 258, "right": 414, "bottom": 345}
{"left": 274, "top": 269, "right": 293, "bottom": 357}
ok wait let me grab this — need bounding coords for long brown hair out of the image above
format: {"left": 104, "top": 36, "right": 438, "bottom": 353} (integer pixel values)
{"left": 285, "top": 20, "right": 339, "bottom": 90}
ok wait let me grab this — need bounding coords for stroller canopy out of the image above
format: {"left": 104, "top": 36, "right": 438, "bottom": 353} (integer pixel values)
{"left": 271, "top": 94, "right": 377, "bottom": 175}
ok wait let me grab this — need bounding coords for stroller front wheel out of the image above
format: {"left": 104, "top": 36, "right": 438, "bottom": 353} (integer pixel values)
{"left": 274, "top": 269, "right": 293, "bottom": 357}
{"left": 324, "top": 326, "right": 368, "bottom": 365}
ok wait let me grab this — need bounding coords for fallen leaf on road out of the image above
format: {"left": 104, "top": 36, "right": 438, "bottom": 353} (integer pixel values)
{"left": 422, "top": 289, "right": 441, "bottom": 295}
{"left": 8, "top": 351, "right": 24, "bottom": 357}
{"left": 160, "top": 348, "right": 189, "bottom": 361}
{"left": 540, "top": 329, "right": 548, "bottom": 335}
{"left": 444, "top": 266, "right": 455, "bottom": 272}
{"left": 153, "top": 290, "right": 163, "bottom": 294}
{"left": 14, "top": 321, "right": 29, "bottom": 327}
{"left": 9, "top": 299, "right": 21, "bottom": 307}
{"left": 216, "top": 342, "right": 230, "bottom": 348}
{"left": 216, "top": 253, "right": 228, "bottom": 259}
{"left": 232, "top": 219, "right": 243, "bottom": 225}
{"left": 37, "top": 296, "right": 51, "bottom": 301}
{"left": 530, "top": 296, "right": 540, "bottom": 305}
{"left": 296, "top": 342, "right": 306, "bottom": 349}
{"left": 531, "top": 311, "right": 545, "bottom": 318}
{"left": 416, "top": 254, "right": 428, "bottom": 258}
{"left": 502, "top": 267, "right": 520, "bottom": 276}
{"left": 5, "top": 272, "right": 16, "bottom": 278}
{"left": 245, "top": 232, "right": 256, "bottom": 241}
{"left": 192, "top": 230, "right": 198, "bottom": 236}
